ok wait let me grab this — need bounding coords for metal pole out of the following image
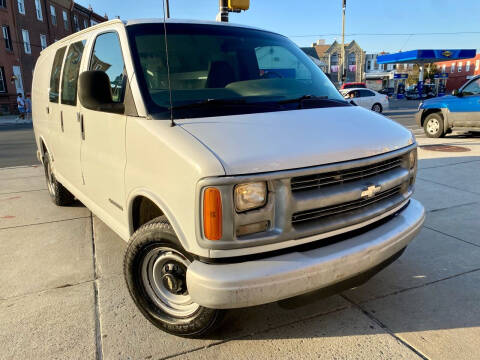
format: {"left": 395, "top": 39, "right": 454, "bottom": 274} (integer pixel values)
{"left": 341, "top": 0, "right": 346, "bottom": 84}
{"left": 165, "top": 0, "right": 170, "bottom": 18}
{"left": 219, "top": 0, "right": 228, "bottom": 22}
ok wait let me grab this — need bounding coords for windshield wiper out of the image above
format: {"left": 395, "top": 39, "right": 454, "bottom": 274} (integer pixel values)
{"left": 278, "top": 95, "right": 349, "bottom": 109}
{"left": 170, "top": 98, "right": 246, "bottom": 111}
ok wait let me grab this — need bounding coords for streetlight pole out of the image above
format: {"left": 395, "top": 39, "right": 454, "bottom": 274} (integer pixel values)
{"left": 340, "top": 0, "right": 346, "bottom": 85}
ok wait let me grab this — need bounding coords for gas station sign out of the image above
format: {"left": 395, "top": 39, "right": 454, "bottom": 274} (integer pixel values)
{"left": 393, "top": 73, "right": 408, "bottom": 79}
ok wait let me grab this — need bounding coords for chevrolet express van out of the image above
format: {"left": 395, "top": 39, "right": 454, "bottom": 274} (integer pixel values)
{"left": 32, "top": 19, "right": 425, "bottom": 337}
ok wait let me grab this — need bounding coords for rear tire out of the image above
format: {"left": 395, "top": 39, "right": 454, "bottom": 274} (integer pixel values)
{"left": 423, "top": 113, "right": 445, "bottom": 138}
{"left": 372, "top": 103, "right": 382, "bottom": 113}
{"left": 124, "top": 216, "right": 224, "bottom": 337}
{"left": 43, "top": 152, "right": 75, "bottom": 206}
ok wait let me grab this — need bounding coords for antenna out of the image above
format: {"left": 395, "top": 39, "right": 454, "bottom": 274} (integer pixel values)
{"left": 162, "top": 0, "right": 175, "bottom": 127}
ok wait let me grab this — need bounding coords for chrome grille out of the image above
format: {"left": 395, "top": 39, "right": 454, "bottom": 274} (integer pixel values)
{"left": 291, "top": 156, "right": 403, "bottom": 192}
{"left": 292, "top": 185, "right": 402, "bottom": 225}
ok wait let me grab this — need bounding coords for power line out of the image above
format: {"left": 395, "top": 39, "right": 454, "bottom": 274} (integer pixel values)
{"left": 289, "top": 31, "right": 480, "bottom": 38}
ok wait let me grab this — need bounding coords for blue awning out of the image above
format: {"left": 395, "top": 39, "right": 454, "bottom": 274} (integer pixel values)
{"left": 377, "top": 49, "right": 476, "bottom": 64}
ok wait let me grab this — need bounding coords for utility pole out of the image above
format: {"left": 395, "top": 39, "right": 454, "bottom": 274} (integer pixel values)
{"left": 165, "top": 0, "right": 170, "bottom": 18}
{"left": 340, "top": 0, "right": 346, "bottom": 85}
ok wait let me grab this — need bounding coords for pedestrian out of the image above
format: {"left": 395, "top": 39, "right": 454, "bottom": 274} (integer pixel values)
{"left": 16, "top": 93, "right": 25, "bottom": 122}
{"left": 25, "top": 93, "right": 32, "bottom": 121}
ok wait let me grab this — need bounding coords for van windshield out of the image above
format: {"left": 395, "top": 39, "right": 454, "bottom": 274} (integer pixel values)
{"left": 127, "top": 23, "right": 346, "bottom": 119}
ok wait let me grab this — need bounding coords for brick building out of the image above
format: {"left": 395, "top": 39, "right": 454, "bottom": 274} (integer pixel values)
{"left": 0, "top": 0, "right": 106, "bottom": 114}
{"left": 436, "top": 54, "right": 480, "bottom": 92}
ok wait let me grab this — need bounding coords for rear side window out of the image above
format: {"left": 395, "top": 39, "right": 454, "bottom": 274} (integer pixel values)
{"left": 61, "top": 40, "right": 86, "bottom": 106}
{"left": 359, "top": 89, "right": 374, "bottom": 97}
{"left": 89, "top": 32, "right": 126, "bottom": 103}
{"left": 49, "top": 46, "right": 66, "bottom": 102}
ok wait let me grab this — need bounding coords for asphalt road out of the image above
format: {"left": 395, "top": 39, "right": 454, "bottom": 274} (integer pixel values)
{"left": 0, "top": 124, "right": 39, "bottom": 168}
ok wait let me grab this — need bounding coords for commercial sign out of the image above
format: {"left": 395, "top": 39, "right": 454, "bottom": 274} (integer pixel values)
{"left": 434, "top": 73, "right": 449, "bottom": 79}
{"left": 393, "top": 73, "right": 408, "bottom": 79}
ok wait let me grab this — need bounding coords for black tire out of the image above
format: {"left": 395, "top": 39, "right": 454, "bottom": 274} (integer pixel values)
{"left": 372, "top": 103, "right": 383, "bottom": 113}
{"left": 43, "top": 152, "right": 75, "bottom": 206}
{"left": 123, "top": 216, "right": 224, "bottom": 337}
{"left": 423, "top": 113, "right": 445, "bottom": 138}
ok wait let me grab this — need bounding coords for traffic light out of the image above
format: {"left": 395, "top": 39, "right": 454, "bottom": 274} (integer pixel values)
{"left": 228, "top": 0, "right": 250, "bottom": 11}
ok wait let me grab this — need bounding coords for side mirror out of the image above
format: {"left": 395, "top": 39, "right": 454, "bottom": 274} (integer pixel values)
{"left": 78, "top": 71, "right": 124, "bottom": 114}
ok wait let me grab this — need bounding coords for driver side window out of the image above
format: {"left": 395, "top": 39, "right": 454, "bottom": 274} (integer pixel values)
{"left": 89, "top": 32, "right": 126, "bottom": 103}
{"left": 255, "top": 46, "right": 311, "bottom": 80}
{"left": 462, "top": 78, "right": 480, "bottom": 96}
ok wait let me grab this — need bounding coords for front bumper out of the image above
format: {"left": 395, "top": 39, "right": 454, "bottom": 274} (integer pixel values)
{"left": 187, "top": 198, "right": 425, "bottom": 309}
{"left": 415, "top": 110, "right": 423, "bottom": 127}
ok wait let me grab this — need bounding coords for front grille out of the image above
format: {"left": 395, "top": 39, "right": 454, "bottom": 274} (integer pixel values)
{"left": 292, "top": 185, "right": 402, "bottom": 225}
{"left": 291, "top": 156, "right": 403, "bottom": 192}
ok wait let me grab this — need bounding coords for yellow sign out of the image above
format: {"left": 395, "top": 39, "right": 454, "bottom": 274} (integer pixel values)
{"left": 228, "top": 0, "right": 250, "bottom": 11}
{"left": 442, "top": 50, "right": 452, "bottom": 58}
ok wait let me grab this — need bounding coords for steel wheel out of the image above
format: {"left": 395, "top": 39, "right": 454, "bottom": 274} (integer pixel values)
{"left": 141, "top": 246, "right": 199, "bottom": 318}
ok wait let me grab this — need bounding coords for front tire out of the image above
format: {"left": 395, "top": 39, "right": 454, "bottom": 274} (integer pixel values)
{"left": 43, "top": 152, "right": 75, "bottom": 206}
{"left": 123, "top": 216, "right": 224, "bottom": 337}
{"left": 372, "top": 103, "right": 383, "bottom": 113}
{"left": 423, "top": 113, "right": 445, "bottom": 138}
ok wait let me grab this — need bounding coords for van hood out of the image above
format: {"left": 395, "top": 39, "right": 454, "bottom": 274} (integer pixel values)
{"left": 176, "top": 106, "right": 414, "bottom": 175}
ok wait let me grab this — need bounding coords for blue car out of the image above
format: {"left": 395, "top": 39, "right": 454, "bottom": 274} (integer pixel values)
{"left": 416, "top": 75, "right": 480, "bottom": 137}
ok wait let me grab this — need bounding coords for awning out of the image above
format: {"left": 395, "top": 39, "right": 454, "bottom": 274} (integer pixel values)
{"left": 377, "top": 49, "right": 476, "bottom": 64}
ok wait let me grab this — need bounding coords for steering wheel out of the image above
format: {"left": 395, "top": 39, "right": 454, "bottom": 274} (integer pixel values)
{"left": 261, "top": 70, "right": 283, "bottom": 79}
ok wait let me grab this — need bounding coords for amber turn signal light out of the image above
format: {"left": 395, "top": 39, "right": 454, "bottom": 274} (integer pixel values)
{"left": 203, "top": 187, "right": 222, "bottom": 240}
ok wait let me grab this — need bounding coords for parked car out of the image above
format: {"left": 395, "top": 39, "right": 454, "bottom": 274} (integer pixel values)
{"left": 378, "top": 87, "right": 395, "bottom": 97}
{"left": 340, "top": 88, "right": 389, "bottom": 113}
{"left": 340, "top": 82, "right": 366, "bottom": 89}
{"left": 32, "top": 18, "right": 424, "bottom": 337}
{"left": 416, "top": 75, "right": 480, "bottom": 137}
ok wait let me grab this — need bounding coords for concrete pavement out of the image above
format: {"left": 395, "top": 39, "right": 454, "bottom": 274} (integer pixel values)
{"left": 1, "top": 118, "right": 480, "bottom": 359}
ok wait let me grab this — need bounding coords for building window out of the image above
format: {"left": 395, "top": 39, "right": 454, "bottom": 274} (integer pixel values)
{"left": 0, "top": 67, "right": 6, "bottom": 93}
{"left": 73, "top": 15, "right": 80, "bottom": 31}
{"left": 21, "top": 29, "right": 30, "bottom": 54}
{"left": 62, "top": 10, "right": 68, "bottom": 29}
{"left": 50, "top": 5, "right": 56, "bottom": 25}
{"left": 466, "top": 61, "right": 471, "bottom": 72}
{"left": 451, "top": 63, "right": 455, "bottom": 73}
{"left": 476, "top": 60, "right": 480, "bottom": 71}
{"left": 17, "top": 0, "right": 25, "bottom": 14}
{"left": 83, "top": 19, "right": 88, "bottom": 29}
{"left": 40, "top": 34, "right": 47, "bottom": 49}
{"left": 0, "top": 0, "right": 7, "bottom": 8}
{"left": 458, "top": 61, "right": 462, "bottom": 72}
{"left": 35, "top": 0, "right": 43, "bottom": 20}
{"left": 2, "top": 25, "right": 13, "bottom": 51}
{"left": 442, "top": 64, "right": 446, "bottom": 73}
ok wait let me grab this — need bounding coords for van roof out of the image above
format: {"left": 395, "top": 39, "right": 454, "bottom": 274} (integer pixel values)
{"left": 125, "top": 18, "right": 266, "bottom": 32}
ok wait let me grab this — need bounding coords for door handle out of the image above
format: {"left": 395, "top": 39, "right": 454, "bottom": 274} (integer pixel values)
{"left": 80, "top": 113, "right": 85, "bottom": 140}
{"left": 60, "top": 111, "right": 64, "bottom": 132}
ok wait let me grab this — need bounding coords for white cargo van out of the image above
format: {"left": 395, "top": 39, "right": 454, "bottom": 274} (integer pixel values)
{"left": 32, "top": 19, "right": 425, "bottom": 337}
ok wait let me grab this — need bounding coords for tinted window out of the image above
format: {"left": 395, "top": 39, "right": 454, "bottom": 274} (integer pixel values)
{"left": 359, "top": 89, "right": 374, "bottom": 97}
{"left": 89, "top": 32, "right": 126, "bottom": 103}
{"left": 49, "top": 46, "right": 66, "bottom": 102}
{"left": 61, "top": 40, "right": 85, "bottom": 105}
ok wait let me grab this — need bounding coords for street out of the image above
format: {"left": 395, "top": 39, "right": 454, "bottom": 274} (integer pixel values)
{"left": 1, "top": 104, "right": 480, "bottom": 359}
{"left": 0, "top": 123, "right": 38, "bottom": 168}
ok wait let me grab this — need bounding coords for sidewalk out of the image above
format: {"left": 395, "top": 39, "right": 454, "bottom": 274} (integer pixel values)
{"left": 0, "top": 137, "right": 479, "bottom": 359}
{"left": 0, "top": 114, "right": 32, "bottom": 126}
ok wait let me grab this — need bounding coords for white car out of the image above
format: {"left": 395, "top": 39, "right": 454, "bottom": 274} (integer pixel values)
{"left": 32, "top": 18, "right": 423, "bottom": 337}
{"left": 341, "top": 88, "right": 389, "bottom": 113}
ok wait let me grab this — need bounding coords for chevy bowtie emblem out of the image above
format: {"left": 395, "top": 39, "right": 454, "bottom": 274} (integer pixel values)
{"left": 442, "top": 50, "right": 452, "bottom": 58}
{"left": 361, "top": 185, "right": 381, "bottom": 199}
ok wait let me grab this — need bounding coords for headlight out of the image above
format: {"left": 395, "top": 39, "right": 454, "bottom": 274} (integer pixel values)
{"left": 408, "top": 149, "right": 417, "bottom": 170}
{"left": 234, "top": 182, "right": 267, "bottom": 212}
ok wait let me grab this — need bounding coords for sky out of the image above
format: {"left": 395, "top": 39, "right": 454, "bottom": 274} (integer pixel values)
{"left": 77, "top": 0, "right": 480, "bottom": 53}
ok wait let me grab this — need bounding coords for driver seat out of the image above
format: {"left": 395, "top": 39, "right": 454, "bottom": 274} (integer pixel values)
{"left": 206, "top": 61, "right": 236, "bottom": 88}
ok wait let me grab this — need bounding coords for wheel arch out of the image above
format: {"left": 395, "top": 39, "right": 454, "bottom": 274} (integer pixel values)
{"left": 421, "top": 108, "right": 448, "bottom": 129}
{"left": 38, "top": 136, "right": 50, "bottom": 164}
{"left": 127, "top": 190, "right": 190, "bottom": 251}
